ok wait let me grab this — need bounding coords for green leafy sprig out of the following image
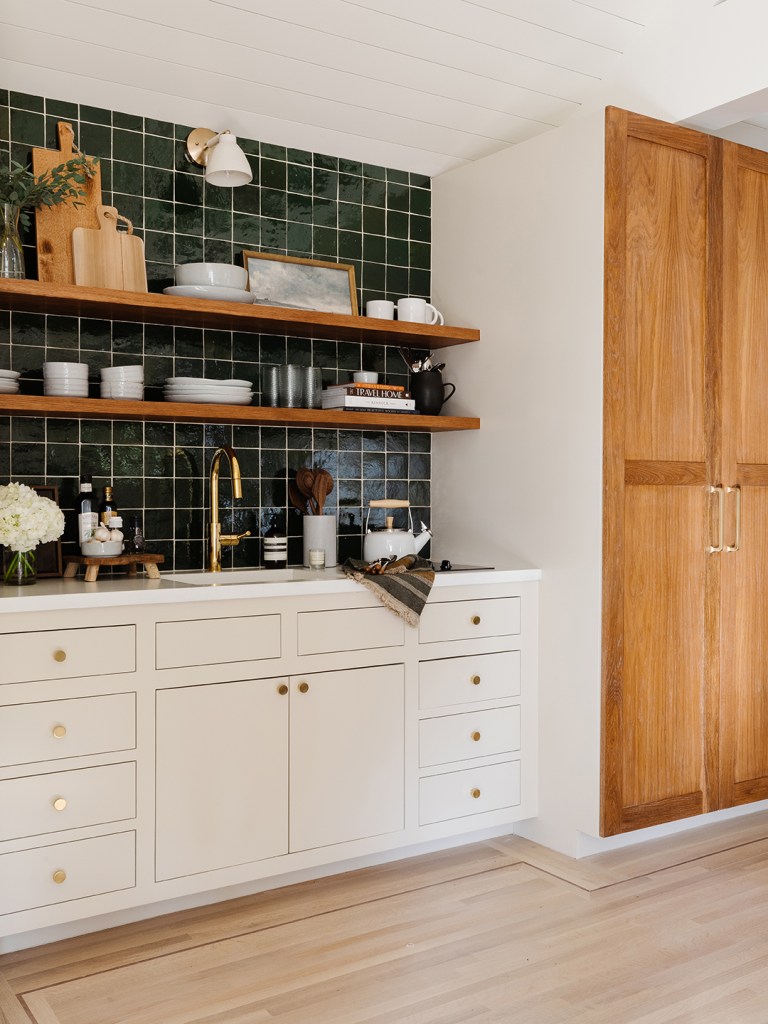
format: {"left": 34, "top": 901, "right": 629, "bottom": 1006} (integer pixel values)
{"left": 0, "top": 156, "right": 99, "bottom": 230}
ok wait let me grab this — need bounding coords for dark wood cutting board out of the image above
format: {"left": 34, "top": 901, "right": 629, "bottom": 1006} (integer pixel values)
{"left": 32, "top": 121, "right": 103, "bottom": 285}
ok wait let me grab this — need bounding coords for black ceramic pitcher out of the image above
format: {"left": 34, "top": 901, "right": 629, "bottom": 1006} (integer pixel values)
{"left": 410, "top": 370, "right": 456, "bottom": 416}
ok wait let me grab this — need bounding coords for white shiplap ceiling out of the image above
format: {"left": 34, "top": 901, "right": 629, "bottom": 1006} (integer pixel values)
{"left": 1, "top": 0, "right": 656, "bottom": 175}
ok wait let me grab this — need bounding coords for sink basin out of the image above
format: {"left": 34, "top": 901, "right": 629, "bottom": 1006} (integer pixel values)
{"left": 163, "top": 568, "right": 315, "bottom": 586}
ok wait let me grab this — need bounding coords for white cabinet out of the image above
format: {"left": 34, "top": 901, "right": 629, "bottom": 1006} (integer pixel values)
{"left": 155, "top": 665, "right": 404, "bottom": 880}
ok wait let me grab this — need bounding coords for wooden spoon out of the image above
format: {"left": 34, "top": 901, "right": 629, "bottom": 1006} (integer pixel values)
{"left": 313, "top": 469, "right": 334, "bottom": 516}
{"left": 296, "top": 467, "right": 318, "bottom": 514}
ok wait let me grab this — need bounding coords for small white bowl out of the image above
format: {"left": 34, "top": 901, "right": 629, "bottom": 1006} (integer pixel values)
{"left": 101, "top": 384, "right": 144, "bottom": 400}
{"left": 101, "top": 365, "right": 144, "bottom": 381}
{"left": 353, "top": 371, "right": 379, "bottom": 384}
{"left": 43, "top": 362, "right": 88, "bottom": 377}
{"left": 174, "top": 262, "right": 247, "bottom": 290}
{"left": 81, "top": 539, "right": 123, "bottom": 557}
{"left": 45, "top": 384, "right": 89, "bottom": 397}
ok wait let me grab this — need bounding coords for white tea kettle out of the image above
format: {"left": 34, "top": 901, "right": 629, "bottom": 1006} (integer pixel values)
{"left": 363, "top": 499, "right": 432, "bottom": 562}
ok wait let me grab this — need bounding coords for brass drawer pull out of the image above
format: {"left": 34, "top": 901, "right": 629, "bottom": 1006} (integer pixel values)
{"left": 52, "top": 797, "right": 67, "bottom": 812}
{"left": 52, "top": 725, "right": 67, "bottom": 739}
{"left": 277, "top": 683, "right": 288, "bottom": 695}
{"left": 53, "top": 649, "right": 67, "bottom": 663}
{"left": 471, "top": 615, "right": 481, "bottom": 625}
{"left": 471, "top": 731, "right": 481, "bottom": 742}
{"left": 471, "top": 788, "right": 481, "bottom": 799}
{"left": 471, "top": 674, "right": 481, "bottom": 685}
{"left": 52, "top": 869, "right": 67, "bottom": 884}
{"left": 298, "top": 681, "right": 309, "bottom": 694}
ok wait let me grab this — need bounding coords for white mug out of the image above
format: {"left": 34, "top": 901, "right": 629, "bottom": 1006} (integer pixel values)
{"left": 366, "top": 300, "right": 395, "bottom": 320}
{"left": 397, "top": 298, "right": 444, "bottom": 325}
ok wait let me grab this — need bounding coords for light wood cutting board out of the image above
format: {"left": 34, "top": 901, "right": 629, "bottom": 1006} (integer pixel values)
{"left": 72, "top": 205, "right": 148, "bottom": 292}
{"left": 32, "top": 121, "right": 103, "bottom": 285}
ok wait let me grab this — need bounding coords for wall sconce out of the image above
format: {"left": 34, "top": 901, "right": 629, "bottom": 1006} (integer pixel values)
{"left": 185, "top": 128, "right": 253, "bottom": 187}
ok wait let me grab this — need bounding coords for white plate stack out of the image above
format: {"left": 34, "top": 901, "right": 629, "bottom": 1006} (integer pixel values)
{"left": 164, "top": 377, "right": 254, "bottom": 405}
{"left": 101, "top": 364, "right": 144, "bottom": 401}
{"left": 44, "top": 362, "right": 89, "bottom": 398}
{"left": 0, "top": 369, "right": 20, "bottom": 394}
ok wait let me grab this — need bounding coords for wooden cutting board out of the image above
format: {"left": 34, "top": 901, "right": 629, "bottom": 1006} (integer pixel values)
{"left": 72, "top": 205, "right": 148, "bottom": 292}
{"left": 32, "top": 121, "right": 103, "bottom": 285}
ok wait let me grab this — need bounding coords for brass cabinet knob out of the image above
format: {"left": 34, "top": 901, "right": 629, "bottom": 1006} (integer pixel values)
{"left": 277, "top": 683, "right": 288, "bottom": 696}
{"left": 471, "top": 731, "right": 481, "bottom": 742}
{"left": 471, "top": 674, "right": 481, "bottom": 685}
{"left": 471, "top": 615, "right": 481, "bottom": 625}
{"left": 298, "top": 682, "right": 309, "bottom": 694}
{"left": 53, "top": 649, "right": 67, "bottom": 663}
{"left": 52, "top": 869, "right": 67, "bottom": 884}
{"left": 471, "top": 788, "right": 481, "bottom": 799}
{"left": 52, "top": 725, "right": 67, "bottom": 739}
{"left": 52, "top": 797, "right": 67, "bottom": 811}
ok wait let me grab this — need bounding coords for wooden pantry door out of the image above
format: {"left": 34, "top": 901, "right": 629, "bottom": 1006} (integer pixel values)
{"left": 719, "top": 141, "right": 768, "bottom": 808}
{"left": 601, "top": 109, "right": 721, "bottom": 835}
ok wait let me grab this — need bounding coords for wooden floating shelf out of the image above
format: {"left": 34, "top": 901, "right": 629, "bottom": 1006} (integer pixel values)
{"left": 0, "top": 280, "right": 480, "bottom": 349}
{"left": 0, "top": 395, "right": 480, "bottom": 433}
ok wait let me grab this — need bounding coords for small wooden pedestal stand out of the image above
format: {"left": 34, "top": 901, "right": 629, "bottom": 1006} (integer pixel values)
{"left": 63, "top": 553, "right": 165, "bottom": 582}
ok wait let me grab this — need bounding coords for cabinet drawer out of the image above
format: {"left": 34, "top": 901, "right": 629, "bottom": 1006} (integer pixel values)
{"left": 419, "top": 707, "right": 520, "bottom": 767}
{"left": 156, "top": 614, "right": 281, "bottom": 669}
{"left": 0, "top": 762, "right": 135, "bottom": 843}
{"left": 419, "top": 598, "right": 520, "bottom": 645}
{"left": 0, "top": 831, "right": 135, "bottom": 916}
{"left": 419, "top": 761, "right": 521, "bottom": 825}
{"left": 419, "top": 651, "right": 521, "bottom": 708}
{"left": 297, "top": 607, "right": 405, "bottom": 655}
{"left": 0, "top": 625, "right": 135, "bottom": 685}
{"left": 0, "top": 693, "right": 136, "bottom": 768}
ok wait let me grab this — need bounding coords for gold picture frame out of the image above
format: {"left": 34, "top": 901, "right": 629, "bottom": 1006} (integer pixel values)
{"left": 242, "top": 252, "right": 358, "bottom": 316}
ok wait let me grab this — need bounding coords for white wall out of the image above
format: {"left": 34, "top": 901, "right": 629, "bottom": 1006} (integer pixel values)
{"left": 431, "top": 112, "right": 606, "bottom": 856}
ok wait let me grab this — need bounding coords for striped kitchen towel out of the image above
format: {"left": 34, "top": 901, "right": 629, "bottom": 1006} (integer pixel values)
{"left": 342, "top": 554, "right": 435, "bottom": 626}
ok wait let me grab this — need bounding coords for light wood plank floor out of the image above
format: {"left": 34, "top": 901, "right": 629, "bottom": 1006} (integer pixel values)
{"left": 5, "top": 812, "right": 768, "bottom": 1023}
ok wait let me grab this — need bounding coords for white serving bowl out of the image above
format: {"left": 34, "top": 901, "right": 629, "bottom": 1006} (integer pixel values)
{"left": 81, "top": 539, "right": 123, "bottom": 557}
{"left": 45, "top": 383, "right": 89, "bottom": 397}
{"left": 101, "top": 365, "right": 144, "bottom": 381}
{"left": 174, "top": 262, "right": 247, "bottom": 290}
{"left": 101, "top": 383, "right": 144, "bottom": 400}
{"left": 353, "top": 371, "right": 379, "bottom": 384}
{"left": 43, "top": 362, "right": 88, "bottom": 378}
{"left": 0, "top": 369, "right": 20, "bottom": 379}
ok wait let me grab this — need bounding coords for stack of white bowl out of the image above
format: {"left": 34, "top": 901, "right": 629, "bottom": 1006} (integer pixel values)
{"left": 0, "top": 369, "right": 20, "bottom": 394}
{"left": 43, "top": 362, "right": 89, "bottom": 398}
{"left": 164, "top": 376, "right": 253, "bottom": 404}
{"left": 162, "top": 263, "right": 253, "bottom": 304}
{"left": 101, "top": 364, "right": 144, "bottom": 401}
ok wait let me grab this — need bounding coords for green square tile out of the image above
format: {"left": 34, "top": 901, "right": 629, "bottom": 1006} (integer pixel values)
{"left": 46, "top": 99, "right": 78, "bottom": 119}
{"left": 233, "top": 183, "right": 260, "bottom": 216}
{"left": 387, "top": 237, "right": 408, "bottom": 266}
{"left": 338, "top": 230, "right": 362, "bottom": 261}
{"left": 287, "top": 147, "right": 312, "bottom": 165}
{"left": 287, "top": 221, "right": 312, "bottom": 254}
{"left": 363, "top": 163, "right": 386, "bottom": 180}
{"left": 144, "top": 133, "right": 174, "bottom": 169}
{"left": 363, "top": 205, "right": 385, "bottom": 236}
{"left": 363, "top": 178, "right": 386, "bottom": 207}
{"left": 145, "top": 166, "right": 174, "bottom": 202}
{"left": 410, "top": 214, "right": 430, "bottom": 242}
{"left": 205, "top": 207, "right": 232, "bottom": 240}
{"left": 44, "top": 115, "right": 65, "bottom": 149}
{"left": 46, "top": 316, "right": 78, "bottom": 348}
{"left": 113, "top": 160, "right": 142, "bottom": 195}
{"left": 145, "top": 230, "right": 174, "bottom": 263}
{"left": 204, "top": 180, "right": 232, "bottom": 211}
{"left": 288, "top": 163, "right": 312, "bottom": 195}
{"left": 10, "top": 108, "right": 44, "bottom": 147}
{"left": 80, "top": 105, "right": 111, "bottom": 125}
{"left": 10, "top": 92, "right": 43, "bottom": 113}
{"left": 409, "top": 268, "right": 431, "bottom": 296}
{"left": 145, "top": 117, "right": 174, "bottom": 137}
{"left": 113, "top": 111, "right": 143, "bottom": 131}
{"left": 238, "top": 135, "right": 260, "bottom": 157}
{"left": 314, "top": 168, "right": 338, "bottom": 199}
{"left": 261, "top": 218, "right": 286, "bottom": 250}
{"left": 79, "top": 121, "right": 111, "bottom": 158}
{"left": 175, "top": 234, "right": 204, "bottom": 263}
{"left": 410, "top": 187, "right": 431, "bottom": 216}
{"left": 287, "top": 194, "right": 313, "bottom": 224}
{"left": 387, "top": 167, "right": 409, "bottom": 185}
{"left": 261, "top": 158, "right": 287, "bottom": 191}
{"left": 233, "top": 211, "right": 260, "bottom": 246}
{"left": 363, "top": 260, "right": 386, "bottom": 290}
{"left": 175, "top": 172, "right": 204, "bottom": 205}
{"left": 409, "top": 241, "right": 431, "bottom": 270}
{"left": 386, "top": 264, "right": 410, "bottom": 295}
{"left": 145, "top": 198, "right": 175, "bottom": 232}
{"left": 387, "top": 181, "right": 409, "bottom": 212}
{"left": 338, "top": 173, "right": 362, "bottom": 204}
{"left": 113, "top": 128, "right": 143, "bottom": 164}
{"left": 337, "top": 202, "right": 362, "bottom": 232}
{"left": 261, "top": 188, "right": 287, "bottom": 219}
{"left": 113, "top": 193, "right": 144, "bottom": 226}
{"left": 314, "top": 152, "right": 338, "bottom": 170}
{"left": 313, "top": 226, "right": 337, "bottom": 257}
{"left": 313, "top": 197, "right": 337, "bottom": 227}
{"left": 261, "top": 143, "right": 287, "bottom": 161}
{"left": 175, "top": 203, "right": 204, "bottom": 236}
{"left": 339, "top": 158, "right": 363, "bottom": 176}
{"left": 410, "top": 172, "right": 430, "bottom": 189}
{"left": 387, "top": 209, "right": 409, "bottom": 239}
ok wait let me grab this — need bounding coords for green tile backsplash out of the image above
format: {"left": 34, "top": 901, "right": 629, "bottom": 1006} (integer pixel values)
{"left": 0, "top": 90, "right": 434, "bottom": 570}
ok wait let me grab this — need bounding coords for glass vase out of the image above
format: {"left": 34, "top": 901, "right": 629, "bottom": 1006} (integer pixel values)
{"left": 2, "top": 548, "right": 37, "bottom": 586}
{"left": 0, "top": 203, "right": 25, "bottom": 280}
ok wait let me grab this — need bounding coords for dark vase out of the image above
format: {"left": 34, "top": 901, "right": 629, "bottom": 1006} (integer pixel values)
{"left": 410, "top": 370, "right": 456, "bottom": 416}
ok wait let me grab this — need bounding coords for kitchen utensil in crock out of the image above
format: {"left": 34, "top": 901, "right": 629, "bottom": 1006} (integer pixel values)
{"left": 312, "top": 469, "right": 334, "bottom": 516}
{"left": 363, "top": 499, "right": 432, "bottom": 562}
{"left": 296, "top": 467, "right": 319, "bottom": 514}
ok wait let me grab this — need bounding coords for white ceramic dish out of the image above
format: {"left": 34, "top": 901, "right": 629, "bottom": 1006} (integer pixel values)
{"left": 0, "top": 382, "right": 19, "bottom": 393}
{"left": 174, "top": 262, "right": 248, "bottom": 290}
{"left": 43, "top": 362, "right": 88, "bottom": 377}
{"left": 101, "top": 365, "right": 144, "bottom": 381}
{"left": 165, "top": 377, "right": 252, "bottom": 387}
{"left": 0, "top": 369, "right": 20, "bottom": 379}
{"left": 44, "top": 385, "right": 89, "bottom": 397}
{"left": 163, "top": 285, "right": 254, "bottom": 303}
{"left": 101, "top": 387, "right": 144, "bottom": 400}
{"left": 81, "top": 539, "right": 124, "bottom": 557}
{"left": 164, "top": 390, "right": 253, "bottom": 405}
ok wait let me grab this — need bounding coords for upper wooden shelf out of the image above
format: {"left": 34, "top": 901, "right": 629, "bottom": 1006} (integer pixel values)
{"left": 0, "top": 280, "right": 479, "bottom": 349}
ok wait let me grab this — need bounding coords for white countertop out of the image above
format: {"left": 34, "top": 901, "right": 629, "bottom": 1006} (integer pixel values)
{"left": 0, "top": 565, "right": 542, "bottom": 613}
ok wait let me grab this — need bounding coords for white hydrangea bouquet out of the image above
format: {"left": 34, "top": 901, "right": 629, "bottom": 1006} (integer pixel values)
{"left": 0, "top": 482, "right": 65, "bottom": 586}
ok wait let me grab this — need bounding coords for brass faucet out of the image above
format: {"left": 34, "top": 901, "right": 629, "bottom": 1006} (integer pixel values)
{"left": 208, "top": 446, "right": 251, "bottom": 571}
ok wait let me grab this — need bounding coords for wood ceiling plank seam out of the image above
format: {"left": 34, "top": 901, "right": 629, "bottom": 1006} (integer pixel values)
{"left": 570, "top": 0, "right": 647, "bottom": 27}
{"left": 459, "top": 0, "right": 646, "bottom": 50}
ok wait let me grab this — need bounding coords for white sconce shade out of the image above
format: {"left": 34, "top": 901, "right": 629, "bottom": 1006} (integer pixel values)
{"left": 185, "top": 128, "right": 253, "bottom": 187}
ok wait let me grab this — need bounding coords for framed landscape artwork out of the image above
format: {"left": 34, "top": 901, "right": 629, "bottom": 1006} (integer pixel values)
{"left": 242, "top": 252, "right": 358, "bottom": 316}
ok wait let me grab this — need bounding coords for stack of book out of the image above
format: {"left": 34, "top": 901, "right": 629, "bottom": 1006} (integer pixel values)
{"left": 321, "top": 382, "right": 416, "bottom": 413}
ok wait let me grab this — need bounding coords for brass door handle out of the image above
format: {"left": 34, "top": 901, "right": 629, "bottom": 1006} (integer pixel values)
{"left": 53, "top": 649, "right": 67, "bottom": 663}
{"left": 726, "top": 486, "right": 742, "bottom": 552}
{"left": 707, "top": 485, "right": 724, "bottom": 553}
{"left": 277, "top": 683, "right": 288, "bottom": 695}
{"left": 52, "top": 797, "right": 67, "bottom": 811}
{"left": 52, "top": 725, "right": 67, "bottom": 738}
{"left": 298, "top": 682, "right": 309, "bottom": 693}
